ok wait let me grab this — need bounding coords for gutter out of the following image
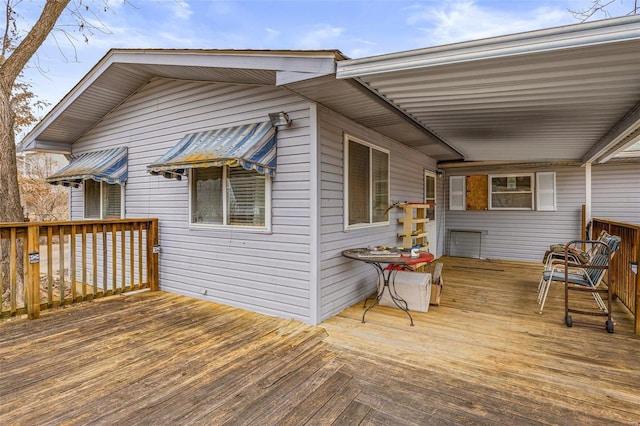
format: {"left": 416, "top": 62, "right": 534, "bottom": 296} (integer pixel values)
{"left": 336, "top": 15, "right": 640, "bottom": 79}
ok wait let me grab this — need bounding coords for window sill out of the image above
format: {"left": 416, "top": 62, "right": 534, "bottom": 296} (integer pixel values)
{"left": 189, "top": 223, "right": 272, "bottom": 234}
{"left": 344, "top": 221, "right": 390, "bottom": 232}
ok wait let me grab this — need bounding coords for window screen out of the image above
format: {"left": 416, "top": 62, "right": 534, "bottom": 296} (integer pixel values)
{"left": 84, "top": 180, "right": 101, "bottom": 219}
{"left": 345, "top": 136, "right": 389, "bottom": 228}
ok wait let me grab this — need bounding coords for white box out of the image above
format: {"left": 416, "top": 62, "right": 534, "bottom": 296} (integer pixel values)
{"left": 379, "top": 271, "right": 432, "bottom": 312}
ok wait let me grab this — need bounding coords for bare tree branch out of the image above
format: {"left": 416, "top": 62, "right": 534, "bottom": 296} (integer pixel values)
{"left": 1, "top": 0, "right": 71, "bottom": 87}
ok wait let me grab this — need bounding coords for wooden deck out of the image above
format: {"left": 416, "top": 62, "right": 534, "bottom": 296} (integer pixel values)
{"left": 1, "top": 257, "right": 640, "bottom": 425}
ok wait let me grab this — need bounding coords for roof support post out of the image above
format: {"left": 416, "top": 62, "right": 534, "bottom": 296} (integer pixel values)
{"left": 585, "top": 162, "right": 592, "bottom": 237}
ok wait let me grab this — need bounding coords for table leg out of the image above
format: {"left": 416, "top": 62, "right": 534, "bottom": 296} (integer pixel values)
{"left": 362, "top": 264, "right": 414, "bottom": 326}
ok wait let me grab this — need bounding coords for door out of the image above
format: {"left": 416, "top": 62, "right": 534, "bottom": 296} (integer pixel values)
{"left": 424, "top": 171, "right": 437, "bottom": 255}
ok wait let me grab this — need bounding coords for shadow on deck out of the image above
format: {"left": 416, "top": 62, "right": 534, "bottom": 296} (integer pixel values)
{"left": 1, "top": 257, "right": 639, "bottom": 425}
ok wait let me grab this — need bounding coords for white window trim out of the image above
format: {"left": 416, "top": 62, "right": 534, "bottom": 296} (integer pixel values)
{"left": 424, "top": 170, "right": 437, "bottom": 221}
{"left": 449, "top": 176, "right": 466, "bottom": 211}
{"left": 488, "top": 173, "right": 534, "bottom": 210}
{"left": 343, "top": 134, "right": 390, "bottom": 231}
{"left": 536, "top": 171, "right": 557, "bottom": 211}
{"left": 188, "top": 166, "right": 272, "bottom": 233}
{"left": 83, "top": 181, "right": 125, "bottom": 219}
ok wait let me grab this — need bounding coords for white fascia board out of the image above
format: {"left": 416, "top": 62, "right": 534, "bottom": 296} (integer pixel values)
{"left": 276, "top": 70, "right": 335, "bottom": 85}
{"left": 336, "top": 15, "right": 640, "bottom": 79}
{"left": 111, "top": 50, "right": 337, "bottom": 74}
{"left": 584, "top": 102, "right": 640, "bottom": 164}
{"left": 18, "top": 139, "right": 72, "bottom": 154}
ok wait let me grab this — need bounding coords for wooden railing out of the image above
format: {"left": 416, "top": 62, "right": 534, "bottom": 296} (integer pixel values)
{"left": 0, "top": 219, "right": 159, "bottom": 319}
{"left": 592, "top": 218, "right": 640, "bottom": 334}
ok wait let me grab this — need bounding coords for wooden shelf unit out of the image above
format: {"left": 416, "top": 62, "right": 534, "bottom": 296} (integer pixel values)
{"left": 397, "top": 203, "right": 433, "bottom": 250}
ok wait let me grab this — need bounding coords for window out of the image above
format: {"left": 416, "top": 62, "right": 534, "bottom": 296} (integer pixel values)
{"left": 424, "top": 171, "right": 436, "bottom": 220}
{"left": 489, "top": 174, "right": 534, "bottom": 210}
{"left": 190, "top": 166, "right": 270, "bottom": 229}
{"left": 344, "top": 135, "right": 389, "bottom": 229}
{"left": 84, "top": 180, "right": 123, "bottom": 219}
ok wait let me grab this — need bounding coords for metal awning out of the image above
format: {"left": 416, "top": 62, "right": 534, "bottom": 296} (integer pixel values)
{"left": 47, "top": 147, "right": 128, "bottom": 187}
{"left": 147, "top": 121, "right": 277, "bottom": 179}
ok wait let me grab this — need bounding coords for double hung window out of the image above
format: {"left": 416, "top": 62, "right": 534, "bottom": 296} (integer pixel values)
{"left": 191, "top": 166, "right": 270, "bottom": 229}
{"left": 344, "top": 135, "right": 390, "bottom": 229}
{"left": 84, "top": 180, "right": 123, "bottom": 219}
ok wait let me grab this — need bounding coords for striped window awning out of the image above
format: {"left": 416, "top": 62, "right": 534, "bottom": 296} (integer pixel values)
{"left": 147, "top": 122, "right": 277, "bottom": 179}
{"left": 47, "top": 147, "right": 128, "bottom": 187}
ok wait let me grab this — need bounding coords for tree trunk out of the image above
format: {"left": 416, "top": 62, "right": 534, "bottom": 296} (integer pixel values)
{"left": 0, "top": 0, "right": 71, "bottom": 308}
{"left": 0, "top": 86, "right": 23, "bottom": 222}
{"left": 0, "top": 84, "right": 24, "bottom": 307}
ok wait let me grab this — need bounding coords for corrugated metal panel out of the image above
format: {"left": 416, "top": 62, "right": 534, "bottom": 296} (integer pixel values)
{"left": 47, "top": 147, "right": 128, "bottom": 187}
{"left": 68, "top": 78, "right": 315, "bottom": 323}
{"left": 285, "top": 76, "right": 461, "bottom": 162}
{"left": 337, "top": 16, "right": 640, "bottom": 163}
{"left": 147, "top": 122, "right": 277, "bottom": 178}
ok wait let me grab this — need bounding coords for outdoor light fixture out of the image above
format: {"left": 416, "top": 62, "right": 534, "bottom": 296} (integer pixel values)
{"left": 268, "top": 112, "right": 292, "bottom": 128}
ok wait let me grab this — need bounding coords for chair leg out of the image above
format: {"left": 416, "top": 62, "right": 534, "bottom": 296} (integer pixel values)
{"left": 539, "top": 278, "right": 553, "bottom": 314}
{"left": 537, "top": 276, "right": 546, "bottom": 301}
{"left": 591, "top": 290, "right": 607, "bottom": 312}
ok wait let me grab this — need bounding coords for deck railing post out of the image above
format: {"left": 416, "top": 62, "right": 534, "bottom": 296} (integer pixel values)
{"left": 148, "top": 219, "right": 159, "bottom": 292}
{"left": 635, "top": 229, "right": 640, "bottom": 335}
{"left": 25, "top": 224, "right": 40, "bottom": 319}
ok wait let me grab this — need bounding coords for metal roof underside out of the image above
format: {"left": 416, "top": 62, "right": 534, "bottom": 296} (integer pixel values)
{"left": 337, "top": 15, "right": 640, "bottom": 164}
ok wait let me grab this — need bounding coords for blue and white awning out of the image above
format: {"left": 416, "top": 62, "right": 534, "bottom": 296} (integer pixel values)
{"left": 147, "top": 122, "right": 277, "bottom": 179}
{"left": 47, "top": 147, "right": 128, "bottom": 187}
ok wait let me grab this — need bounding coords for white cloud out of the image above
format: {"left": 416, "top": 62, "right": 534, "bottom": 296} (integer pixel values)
{"left": 296, "top": 24, "right": 345, "bottom": 49}
{"left": 406, "top": 0, "right": 570, "bottom": 46}
{"left": 170, "top": 0, "right": 193, "bottom": 20}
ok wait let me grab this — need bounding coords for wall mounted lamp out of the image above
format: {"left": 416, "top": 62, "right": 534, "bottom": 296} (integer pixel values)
{"left": 268, "top": 111, "right": 292, "bottom": 128}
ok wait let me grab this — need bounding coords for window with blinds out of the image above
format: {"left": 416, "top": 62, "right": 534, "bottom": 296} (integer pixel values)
{"left": 84, "top": 180, "right": 122, "bottom": 219}
{"left": 191, "top": 166, "right": 269, "bottom": 228}
{"left": 84, "top": 180, "right": 101, "bottom": 219}
{"left": 344, "top": 134, "right": 390, "bottom": 229}
{"left": 103, "top": 183, "right": 122, "bottom": 218}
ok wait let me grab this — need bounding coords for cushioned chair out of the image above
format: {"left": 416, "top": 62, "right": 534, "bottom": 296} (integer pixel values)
{"left": 537, "top": 230, "right": 610, "bottom": 311}
{"left": 539, "top": 235, "right": 620, "bottom": 332}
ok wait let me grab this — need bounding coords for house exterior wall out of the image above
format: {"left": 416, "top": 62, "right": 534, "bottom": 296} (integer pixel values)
{"left": 317, "top": 106, "right": 439, "bottom": 321}
{"left": 443, "top": 162, "right": 640, "bottom": 263}
{"left": 68, "top": 77, "right": 316, "bottom": 322}
{"left": 592, "top": 161, "right": 640, "bottom": 223}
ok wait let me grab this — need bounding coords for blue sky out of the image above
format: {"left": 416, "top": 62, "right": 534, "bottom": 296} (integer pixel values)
{"left": 16, "top": 0, "right": 636, "bottom": 114}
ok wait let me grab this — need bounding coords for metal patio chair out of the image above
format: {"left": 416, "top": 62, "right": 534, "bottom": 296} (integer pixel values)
{"left": 540, "top": 235, "right": 620, "bottom": 332}
{"left": 537, "top": 230, "right": 610, "bottom": 310}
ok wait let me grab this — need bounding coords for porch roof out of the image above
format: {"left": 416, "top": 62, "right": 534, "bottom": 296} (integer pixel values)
{"left": 337, "top": 15, "right": 640, "bottom": 165}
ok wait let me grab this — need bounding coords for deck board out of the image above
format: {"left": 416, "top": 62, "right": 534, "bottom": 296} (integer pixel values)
{"left": 1, "top": 257, "right": 640, "bottom": 425}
